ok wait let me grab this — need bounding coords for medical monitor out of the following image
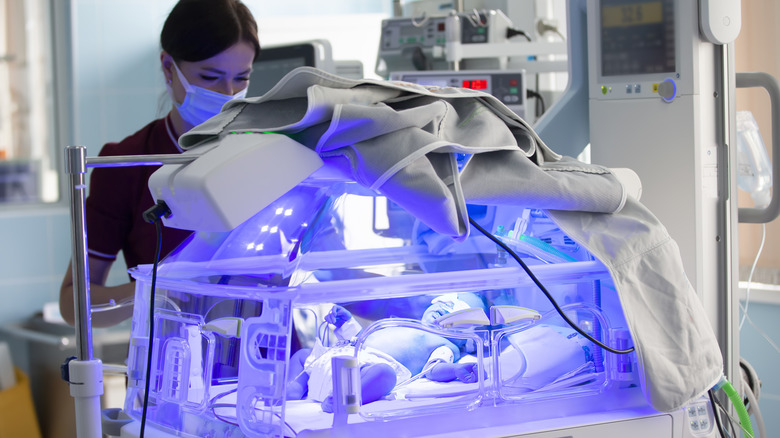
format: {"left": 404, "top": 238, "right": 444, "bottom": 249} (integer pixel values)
{"left": 247, "top": 41, "right": 333, "bottom": 97}
{"left": 599, "top": 0, "right": 676, "bottom": 77}
{"left": 588, "top": 0, "right": 693, "bottom": 102}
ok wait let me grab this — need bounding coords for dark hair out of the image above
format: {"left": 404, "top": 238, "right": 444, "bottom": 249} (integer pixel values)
{"left": 161, "top": 0, "right": 261, "bottom": 63}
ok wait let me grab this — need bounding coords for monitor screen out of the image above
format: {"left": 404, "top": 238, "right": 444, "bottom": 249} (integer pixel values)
{"left": 247, "top": 44, "right": 317, "bottom": 97}
{"left": 599, "top": 0, "right": 676, "bottom": 77}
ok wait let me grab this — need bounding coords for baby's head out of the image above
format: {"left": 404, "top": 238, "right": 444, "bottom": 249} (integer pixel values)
{"left": 421, "top": 292, "right": 485, "bottom": 325}
{"left": 422, "top": 293, "right": 486, "bottom": 354}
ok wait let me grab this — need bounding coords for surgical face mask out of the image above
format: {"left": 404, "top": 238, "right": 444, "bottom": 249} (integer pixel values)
{"left": 167, "top": 61, "right": 248, "bottom": 127}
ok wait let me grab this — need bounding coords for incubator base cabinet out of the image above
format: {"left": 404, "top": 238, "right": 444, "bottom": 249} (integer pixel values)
{"left": 119, "top": 396, "right": 718, "bottom": 438}
{"left": 109, "top": 177, "right": 719, "bottom": 438}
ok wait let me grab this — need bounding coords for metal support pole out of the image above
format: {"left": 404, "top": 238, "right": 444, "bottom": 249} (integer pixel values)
{"left": 64, "top": 147, "right": 199, "bottom": 438}
{"left": 66, "top": 145, "right": 93, "bottom": 361}
{"left": 65, "top": 145, "right": 102, "bottom": 438}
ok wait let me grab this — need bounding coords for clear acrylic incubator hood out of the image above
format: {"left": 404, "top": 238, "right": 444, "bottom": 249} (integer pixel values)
{"left": 124, "top": 159, "right": 640, "bottom": 438}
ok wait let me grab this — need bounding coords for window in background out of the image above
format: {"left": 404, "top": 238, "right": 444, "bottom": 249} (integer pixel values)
{"left": 0, "top": 0, "right": 59, "bottom": 205}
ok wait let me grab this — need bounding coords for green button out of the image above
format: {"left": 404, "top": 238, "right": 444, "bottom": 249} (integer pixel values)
{"left": 601, "top": 86, "right": 608, "bottom": 95}
{"left": 510, "top": 87, "right": 518, "bottom": 94}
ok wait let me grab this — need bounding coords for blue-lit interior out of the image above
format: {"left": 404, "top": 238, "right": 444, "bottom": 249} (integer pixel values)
{"left": 125, "top": 173, "right": 637, "bottom": 437}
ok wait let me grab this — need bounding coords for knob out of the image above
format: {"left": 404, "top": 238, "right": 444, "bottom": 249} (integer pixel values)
{"left": 658, "top": 78, "right": 677, "bottom": 102}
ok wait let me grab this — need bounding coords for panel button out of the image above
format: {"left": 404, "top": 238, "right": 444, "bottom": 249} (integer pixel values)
{"left": 658, "top": 78, "right": 677, "bottom": 102}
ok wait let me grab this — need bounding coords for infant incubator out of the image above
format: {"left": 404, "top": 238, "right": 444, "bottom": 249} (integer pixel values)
{"left": 121, "top": 170, "right": 643, "bottom": 438}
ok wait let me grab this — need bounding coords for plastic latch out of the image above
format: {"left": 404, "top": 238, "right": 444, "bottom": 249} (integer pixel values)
{"left": 61, "top": 355, "right": 77, "bottom": 382}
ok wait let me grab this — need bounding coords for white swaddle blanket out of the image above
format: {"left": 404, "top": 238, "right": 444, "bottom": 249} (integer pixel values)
{"left": 179, "top": 67, "right": 722, "bottom": 412}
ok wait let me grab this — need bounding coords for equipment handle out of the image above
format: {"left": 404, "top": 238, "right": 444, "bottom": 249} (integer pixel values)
{"left": 737, "top": 72, "right": 780, "bottom": 223}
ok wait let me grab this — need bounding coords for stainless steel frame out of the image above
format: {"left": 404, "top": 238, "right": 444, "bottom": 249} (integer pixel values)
{"left": 64, "top": 146, "right": 197, "bottom": 438}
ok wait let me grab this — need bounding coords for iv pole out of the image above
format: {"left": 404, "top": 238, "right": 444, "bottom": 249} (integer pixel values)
{"left": 64, "top": 146, "right": 196, "bottom": 438}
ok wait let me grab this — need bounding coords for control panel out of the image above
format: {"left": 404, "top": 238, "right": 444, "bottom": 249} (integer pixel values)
{"left": 376, "top": 11, "right": 512, "bottom": 77}
{"left": 389, "top": 70, "right": 526, "bottom": 119}
{"left": 684, "top": 400, "right": 715, "bottom": 436}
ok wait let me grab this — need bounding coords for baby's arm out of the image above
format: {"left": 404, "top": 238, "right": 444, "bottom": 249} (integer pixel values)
{"left": 286, "top": 348, "right": 312, "bottom": 400}
{"left": 421, "top": 344, "right": 480, "bottom": 384}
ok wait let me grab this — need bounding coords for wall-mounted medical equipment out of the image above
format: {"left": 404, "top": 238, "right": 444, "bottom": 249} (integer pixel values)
{"left": 376, "top": 9, "right": 565, "bottom": 77}
{"left": 376, "top": 10, "right": 509, "bottom": 75}
{"left": 389, "top": 69, "right": 527, "bottom": 118}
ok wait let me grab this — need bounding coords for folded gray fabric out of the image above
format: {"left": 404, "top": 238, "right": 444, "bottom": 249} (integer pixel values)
{"left": 180, "top": 67, "right": 626, "bottom": 241}
{"left": 548, "top": 199, "right": 722, "bottom": 412}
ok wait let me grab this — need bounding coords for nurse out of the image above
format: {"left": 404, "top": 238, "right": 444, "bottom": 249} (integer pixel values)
{"left": 59, "top": 0, "right": 261, "bottom": 327}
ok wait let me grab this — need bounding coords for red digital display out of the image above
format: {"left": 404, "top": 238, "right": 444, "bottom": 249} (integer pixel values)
{"left": 462, "top": 79, "right": 488, "bottom": 90}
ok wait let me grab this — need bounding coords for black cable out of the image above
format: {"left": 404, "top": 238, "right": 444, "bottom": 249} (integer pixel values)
{"left": 709, "top": 389, "right": 728, "bottom": 438}
{"left": 506, "top": 27, "right": 532, "bottom": 42}
{"left": 468, "top": 216, "right": 635, "bottom": 355}
{"left": 712, "top": 392, "right": 741, "bottom": 438}
{"left": 139, "top": 201, "right": 170, "bottom": 438}
{"left": 526, "top": 89, "right": 546, "bottom": 116}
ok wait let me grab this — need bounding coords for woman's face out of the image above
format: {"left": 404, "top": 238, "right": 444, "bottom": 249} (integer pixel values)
{"left": 164, "top": 40, "right": 256, "bottom": 104}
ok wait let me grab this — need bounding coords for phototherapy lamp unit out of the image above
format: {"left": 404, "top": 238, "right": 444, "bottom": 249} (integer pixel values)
{"left": 62, "top": 1, "right": 775, "bottom": 437}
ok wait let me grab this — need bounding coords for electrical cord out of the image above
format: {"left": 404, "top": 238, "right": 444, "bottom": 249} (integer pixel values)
{"left": 713, "top": 393, "right": 746, "bottom": 438}
{"left": 709, "top": 389, "right": 727, "bottom": 438}
{"left": 740, "top": 223, "right": 766, "bottom": 330}
{"left": 739, "top": 306, "right": 780, "bottom": 354}
{"left": 526, "top": 89, "right": 546, "bottom": 116}
{"left": 139, "top": 201, "right": 172, "bottom": 438}
{"left": 536, "top": 20, "right": 566, "bottom": 41}
{"left": 506, "top": 27, "right": 532, "bottom": 42}
{"left": 468, "top": 216, "right": 634, "bottom": 355}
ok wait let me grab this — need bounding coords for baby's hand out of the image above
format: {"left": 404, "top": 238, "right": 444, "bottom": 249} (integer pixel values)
{"left": 325, "top": 305, "right": 352, "bottom": 328}
{"left": 321, "top": 395, "right": 335, "bottom": 413}
{"left": 421, "top": 302, "right": 450, "bottom": 325}
{"left": 454, "top": 363, "right": 480, "bottom": 384}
